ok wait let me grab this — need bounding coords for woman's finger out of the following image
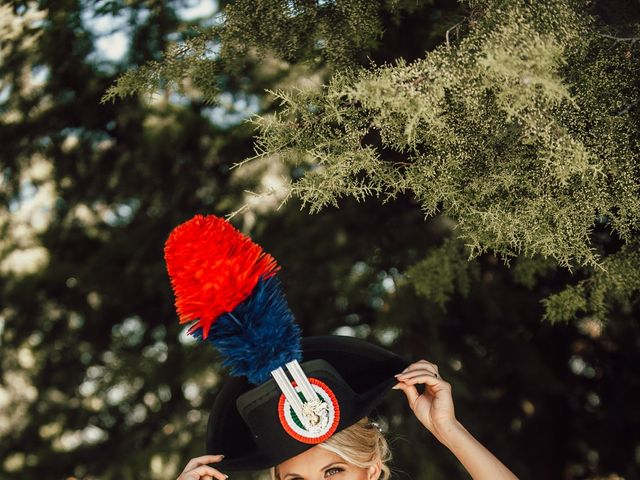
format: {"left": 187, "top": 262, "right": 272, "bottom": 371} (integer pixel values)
{"left": 182, "top": 455, "right": 224, "bottom": 474}
{"left": 400, "top": 361, "right": 439, "bottom": 376}
{"left": 414, "top": 359, "right": 439, "bottom": 371}
{"left": 425, "top": 360, "right": 439, "bottom": 372}
{"left": 183, "top": 465, "right": 227, "bottom": 480}
{"left": 392, "top": 381, "right": 420, "bottom": 408}
{"left": 396, "top": 372, "right": 444, "bottom": 385}
{"left": 401, "top": 376, "right": 452, "bottom": 395}
{"left": 403, "top": 359, "right": 439, "bottom": 370}
{"left": 397, "top": 369, "right": 437, "bottom": 382}
{"left": 396, "top": 369, "right": 440, "bottom": 382}
{"left": 396, "top": 372, "right": 444, "bottom": 387}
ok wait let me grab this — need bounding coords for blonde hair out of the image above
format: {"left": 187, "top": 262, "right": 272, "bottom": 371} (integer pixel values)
{"left": 271, "top": 417, "right": 391, "bottom": 480}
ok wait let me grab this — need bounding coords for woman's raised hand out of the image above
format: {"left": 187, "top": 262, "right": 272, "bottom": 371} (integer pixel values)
{"left": 393, "top": 360, "right": 458, "bottom": 443}
{"left": 395, "top": 361, "right": 520, "bottom": 479}
{"left": 177, "top": 454, "right": 228, "bottom": 480}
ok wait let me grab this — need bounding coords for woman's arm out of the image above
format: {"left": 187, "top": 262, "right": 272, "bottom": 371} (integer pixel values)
{"left": 394, "top": 360, "right": 519, "bottom": 480}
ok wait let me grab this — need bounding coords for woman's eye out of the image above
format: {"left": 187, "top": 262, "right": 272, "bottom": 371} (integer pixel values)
{"left": 325, "top": 467, "right": 344, "bottom": 477}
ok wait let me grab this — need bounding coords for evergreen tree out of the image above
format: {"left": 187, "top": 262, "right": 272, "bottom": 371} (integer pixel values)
{"left": 107, "top": 0, "right": 640, "bottom": 324}
{"left": 0, "top": 1, "right": 266, "bottom": 478}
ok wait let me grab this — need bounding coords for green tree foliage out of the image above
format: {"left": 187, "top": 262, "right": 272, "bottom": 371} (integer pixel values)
{"left": 0, "top": 1, "right": 260, "bottom": 478}
{"left": 102, "top": 0, "right": 439, "bottom": 103}
{"left": 251, "top": 0, "right": 640, "bottom": 323}
{"left": 101, "top": 25, "right": 221, "bottom": 104}
{"left": 407, "top": 237, "right": 480, "bottom": 310}
{"left": 108, "top": 0, "right": 640, "bottom": 324}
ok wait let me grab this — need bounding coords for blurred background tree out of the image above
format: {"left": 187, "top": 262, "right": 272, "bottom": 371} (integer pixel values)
{"left": 1, "top": 1, "right": 639, "bottom": 480}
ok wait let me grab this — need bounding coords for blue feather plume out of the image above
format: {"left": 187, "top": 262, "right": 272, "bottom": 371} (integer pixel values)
{"left": 192, "top": 275, "right": 302, "bottom": 385}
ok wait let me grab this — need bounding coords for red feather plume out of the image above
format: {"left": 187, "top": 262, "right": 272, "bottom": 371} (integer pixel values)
{"left": 164, "top": 214, "right": 280, "bottom": 339}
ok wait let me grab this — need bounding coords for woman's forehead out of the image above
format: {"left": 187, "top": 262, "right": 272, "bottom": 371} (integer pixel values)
{"left": 278, "top": 445, "right": 345, "bottom": 475}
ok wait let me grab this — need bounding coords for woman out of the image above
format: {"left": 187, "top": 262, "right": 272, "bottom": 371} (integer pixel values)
{"left": 164, "top": 215, "right": 518, "bottom": 480}
{"left": 176, "top": 359, "right": 518, "bottom": 480}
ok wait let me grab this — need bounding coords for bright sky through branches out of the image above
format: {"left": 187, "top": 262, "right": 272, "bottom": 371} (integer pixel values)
{"left": 81, "top": 0, "right": 217, "bottom": 64}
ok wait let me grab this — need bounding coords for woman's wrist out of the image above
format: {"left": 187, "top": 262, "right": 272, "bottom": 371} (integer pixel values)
{"left": 432, "top": 419, "right": 519, "bottom": 480}
{"left": 431, "top": 418, "right": 467, "bottom": 448}
{"left": 436, "top": 418, "right": 469, "bottom": 450}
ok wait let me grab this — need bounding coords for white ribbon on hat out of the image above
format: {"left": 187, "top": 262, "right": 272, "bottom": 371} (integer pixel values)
{"left": 271, "top": 360, "right": 326, "bottom": 433}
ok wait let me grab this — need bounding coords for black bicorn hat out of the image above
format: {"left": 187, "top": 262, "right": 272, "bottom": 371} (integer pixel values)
{"left": 164, "top": 215, "right": 408, "bottom": 471}
{"left": 207, "top": 335, "right": 408, "bottom": 471}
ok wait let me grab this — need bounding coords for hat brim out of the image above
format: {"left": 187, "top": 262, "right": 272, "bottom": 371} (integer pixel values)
{"left": 205, "top": 335, "right": 409, "bottom": 471}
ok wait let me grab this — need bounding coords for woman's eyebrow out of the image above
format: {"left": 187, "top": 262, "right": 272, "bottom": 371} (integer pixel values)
{"left": 282, "top": 473, "right": 302, "bottom": 479}
{"left": 282, "top": 462, "right": 347, "bottom": 479}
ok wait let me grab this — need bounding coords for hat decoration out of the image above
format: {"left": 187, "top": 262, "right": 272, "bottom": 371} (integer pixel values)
{"left": 164, "top": 214, "right": 340, "bottom": 441}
